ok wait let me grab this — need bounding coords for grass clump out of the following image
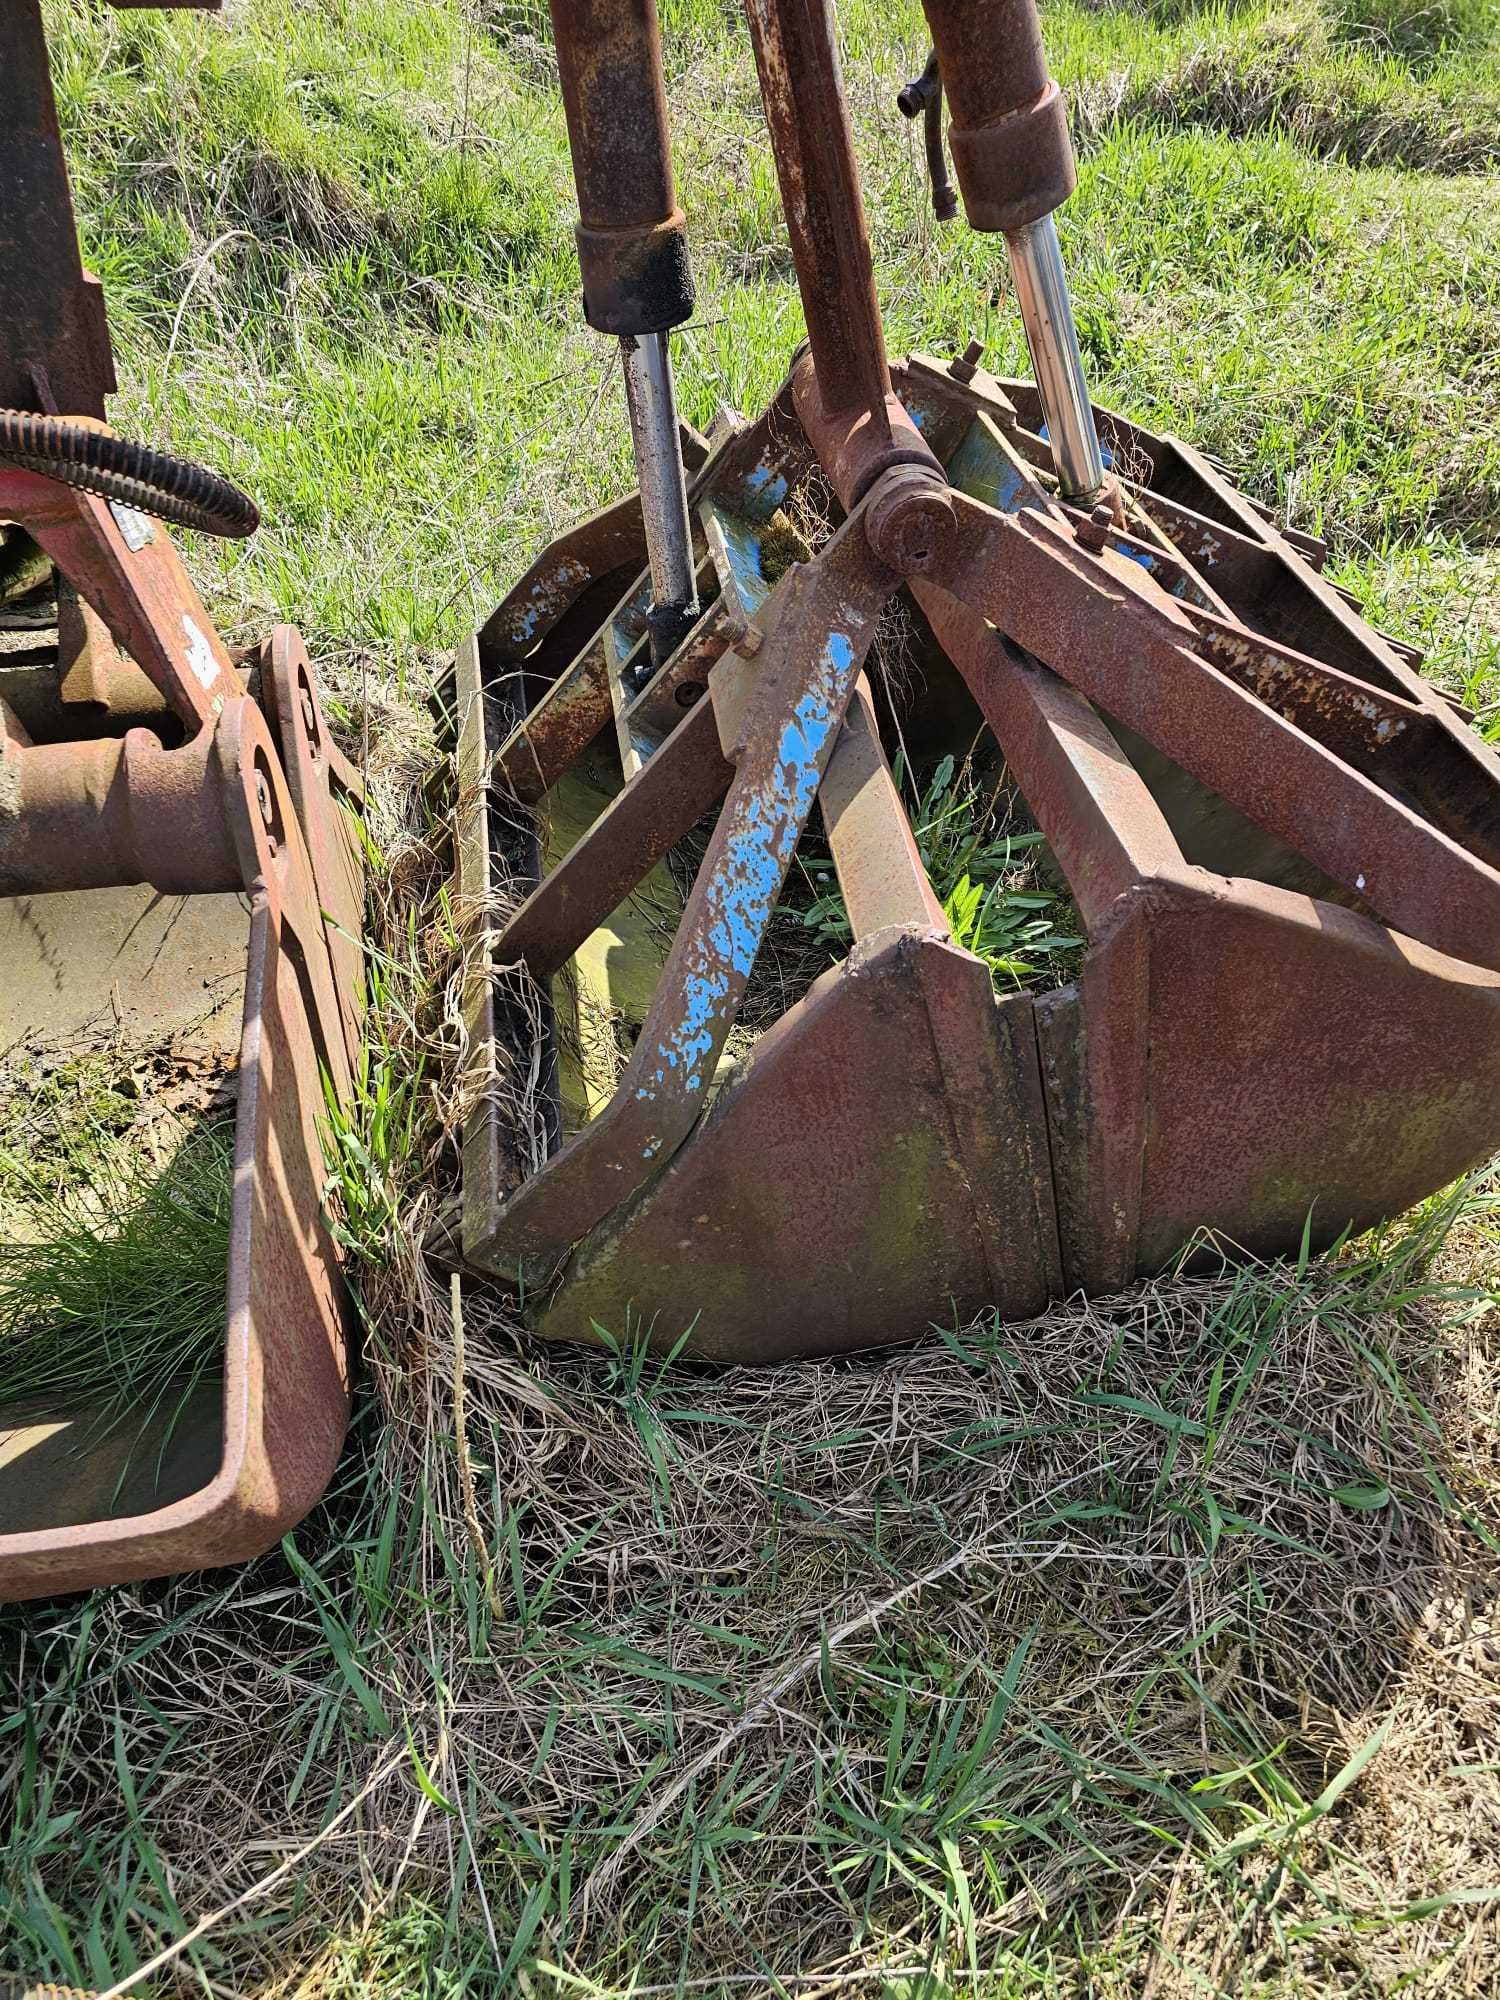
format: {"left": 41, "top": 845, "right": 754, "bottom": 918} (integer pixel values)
{"left": 0, "top": 1117, "right": 232, "bottom": 1429}
{"left": 3, "top": 1165, "right": 1496, "bottom": 1994}
{"left": 798, "top": 749, "right": 1084, "bottom": 990}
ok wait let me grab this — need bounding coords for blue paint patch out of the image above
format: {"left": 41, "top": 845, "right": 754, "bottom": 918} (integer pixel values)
{"left": 741, "top": 462, "right": 790, "bottom": 522}
{"left": 715, "top": 511, "right": 771, "bottom": 611}
{"left": 640, "top": 630, "right": 856, "bottom": 1099}
{"left": 947, "top": 423, "right": 1032, "bottom": 515}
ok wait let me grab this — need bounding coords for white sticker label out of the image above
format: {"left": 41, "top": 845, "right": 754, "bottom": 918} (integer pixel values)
{"left": 182, "top": 613, "right": 219, "bottom": 691}
{"left": 109, "top": 500, "right": 155, "bottom": 550}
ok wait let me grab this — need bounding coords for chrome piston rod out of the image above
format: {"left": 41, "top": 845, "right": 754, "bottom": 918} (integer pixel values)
{"left": 1004, "top": 215, "right": 1107, "bottom": 505}
{"left": 620, "top": 330, "right": 699, "bottom": 664}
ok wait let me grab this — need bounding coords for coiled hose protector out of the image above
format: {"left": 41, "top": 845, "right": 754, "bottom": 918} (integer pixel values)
{"left": 0, "top": 409, "right": 259, "bottom": 539}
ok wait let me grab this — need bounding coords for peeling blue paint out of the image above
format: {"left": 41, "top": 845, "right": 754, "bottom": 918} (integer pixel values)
{"left": 507, "top": 558, "right": 591, "bottom": 644}
{"left": 1110, "top": 538, "right": 1158, "bottom": 574}
{"left": 714, "top": 510, "right": 771, "bottom": 611}
{"left": 1106, "top": 537, "right": 1195, "bottom": 603}
{"left": 947, "top": 423, "right": 1032, "bottom": 516}
{"left": 741, "top": 462, "right": 790, "bottom": 521}
{"left": 635, "top": 630, "right": 856, "bottom": 1104}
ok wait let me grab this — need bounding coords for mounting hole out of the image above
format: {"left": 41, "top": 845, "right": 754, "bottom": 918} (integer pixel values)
{"left": 252, "top": 747, "right": 285, "bottom": 856}
{"left": 675, "top": 681, "right": 706, "bottom": 708}
{"left": 297, "top": 667, "right": 323, "bottom": 757}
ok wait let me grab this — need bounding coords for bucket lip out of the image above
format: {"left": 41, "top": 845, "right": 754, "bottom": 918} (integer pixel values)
{"left": 0, "top": 890, "right": 355, "bottom": 1601}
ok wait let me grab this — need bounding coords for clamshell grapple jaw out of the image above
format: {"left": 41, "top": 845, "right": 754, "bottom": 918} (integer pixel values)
{"left": 451, "top": 0, "right": 1500, "bottom": 1359}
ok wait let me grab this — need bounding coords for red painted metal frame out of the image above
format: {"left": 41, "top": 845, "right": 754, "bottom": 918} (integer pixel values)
{"left": 0, "top": 0, "right": 362, "bottom": 1598}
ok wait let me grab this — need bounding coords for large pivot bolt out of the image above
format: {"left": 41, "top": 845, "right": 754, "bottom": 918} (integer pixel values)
{"left": 864, "top": 465, "right": 956, "bottom": 578}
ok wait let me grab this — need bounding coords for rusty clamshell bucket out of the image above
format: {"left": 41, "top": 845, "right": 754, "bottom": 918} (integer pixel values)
{"left": 0, "top": 0, "right": 364, "bottom": 1601}
{"left": 448, "top": 0, "right": 1500, "bottom": 1362}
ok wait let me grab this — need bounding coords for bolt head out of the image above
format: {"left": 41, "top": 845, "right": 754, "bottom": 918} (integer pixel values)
{"left": 950, "top": 337, "right": 986, "bottom": 383}
{"left": 865, "top": 466, "right": 957, "bottom": 577}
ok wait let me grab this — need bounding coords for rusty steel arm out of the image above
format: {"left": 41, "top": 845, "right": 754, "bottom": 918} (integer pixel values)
{"left": 743, "top": 0, "right": 889, "bottom": 423}
{"left": 819, "top": 675, "right": 949, "bottom": 940}
{"left": 469, "top": 501, "right": 901, "bottom": 1273}
{"left": 1, "top": 469, "right": 239, "bottom": 730}
{"left": 924, "top": 491, "right": 1500, "bottom": 969}
{"left": 495, "top": 694, "right": 733, "bottom": 980}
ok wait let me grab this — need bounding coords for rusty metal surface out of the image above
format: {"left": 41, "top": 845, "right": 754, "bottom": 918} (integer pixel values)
{"left": 1130, "top": 879, "right": 1500, "bottom": 1271}
{"left": 744, "top": 0, "right": 892, "bottom": 426}
{"left": 0, "top": 706, "right": 239, "bottom": 895}
{"left": 6, "top": 472, "right": 239, "bottom": 730}
{"left": 537, "top": 933, "right": 1057, "bottom": 1359}
{"left": 496, "top": 692, "right": 731, "bottom": 980}
{"left": 0, "top": 1, "right": 116, "bottom": 419}
{"left": 930, "top": 493, "right": 1500, "bottom": 971}
{"left": 550, "top": 0, "right": 694, "bottom": 333}
{"left": 479, "top": 458, "right": 699, "bottom": 674}
{"left": 624, "top": 588, "right": 739, "bottom": 742}
{"left": 492, "top": 565, "right": 658, "bottom": 803}
{"left": 920, "top": 0, "right": 1075, "bottom": 234}
{"left": 819, "top": 675, "right": 947, "bottom": 939}
{"left": 455, "top": 628, "right": 511, "bottom": 1250}
{"left": 454, "top": 629, "right": 559, "bottom": 1251}
{"left": 260, "top": 624, "right": 367, "bottom": 1067}
{"left": 490, "top": 386, "right": 809, "bottom": 801}
{"left": 478, "top": 494, "right": 642, "bottom": 668}
{"left": 0, "top": 679, "right": 360, "bottom": 1599}
{"left": 791, "top": 354, "right": 941, "bottom": 508}
{"left": 55, "top": 582, "right": 165, "bottom": 717}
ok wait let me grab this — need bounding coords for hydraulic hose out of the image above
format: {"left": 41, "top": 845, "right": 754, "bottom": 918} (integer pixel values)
{"left": 0, "top": 409, "right": 259, "bottom": 539}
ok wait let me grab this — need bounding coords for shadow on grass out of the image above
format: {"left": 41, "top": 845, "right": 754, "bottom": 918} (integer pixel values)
{"left": 3, "top": 1174, "right": 1496, "bottom": 1996}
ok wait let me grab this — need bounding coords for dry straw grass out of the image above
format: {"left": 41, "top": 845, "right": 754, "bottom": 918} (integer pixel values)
{"left": 13, "top": 749, "right": 1490, "bottom": 1997}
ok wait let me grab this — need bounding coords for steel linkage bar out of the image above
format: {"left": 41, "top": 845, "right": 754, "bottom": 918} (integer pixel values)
{"left": 468, "top": 497, "right": 901, "bottom": 1274}
{"left": 926, "top": 491, "right": 1500, "bottom": 970}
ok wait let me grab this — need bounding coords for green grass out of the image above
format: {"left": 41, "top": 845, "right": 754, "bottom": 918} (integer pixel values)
{"left": 0, "top": 1112, "right": 231, "bottom": 1431}
{"left": 795, "top": 752, "right": 1084, "bottom": 990}
{"left": 3, "top": 0, "right": 1500, "bottom": 1992}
